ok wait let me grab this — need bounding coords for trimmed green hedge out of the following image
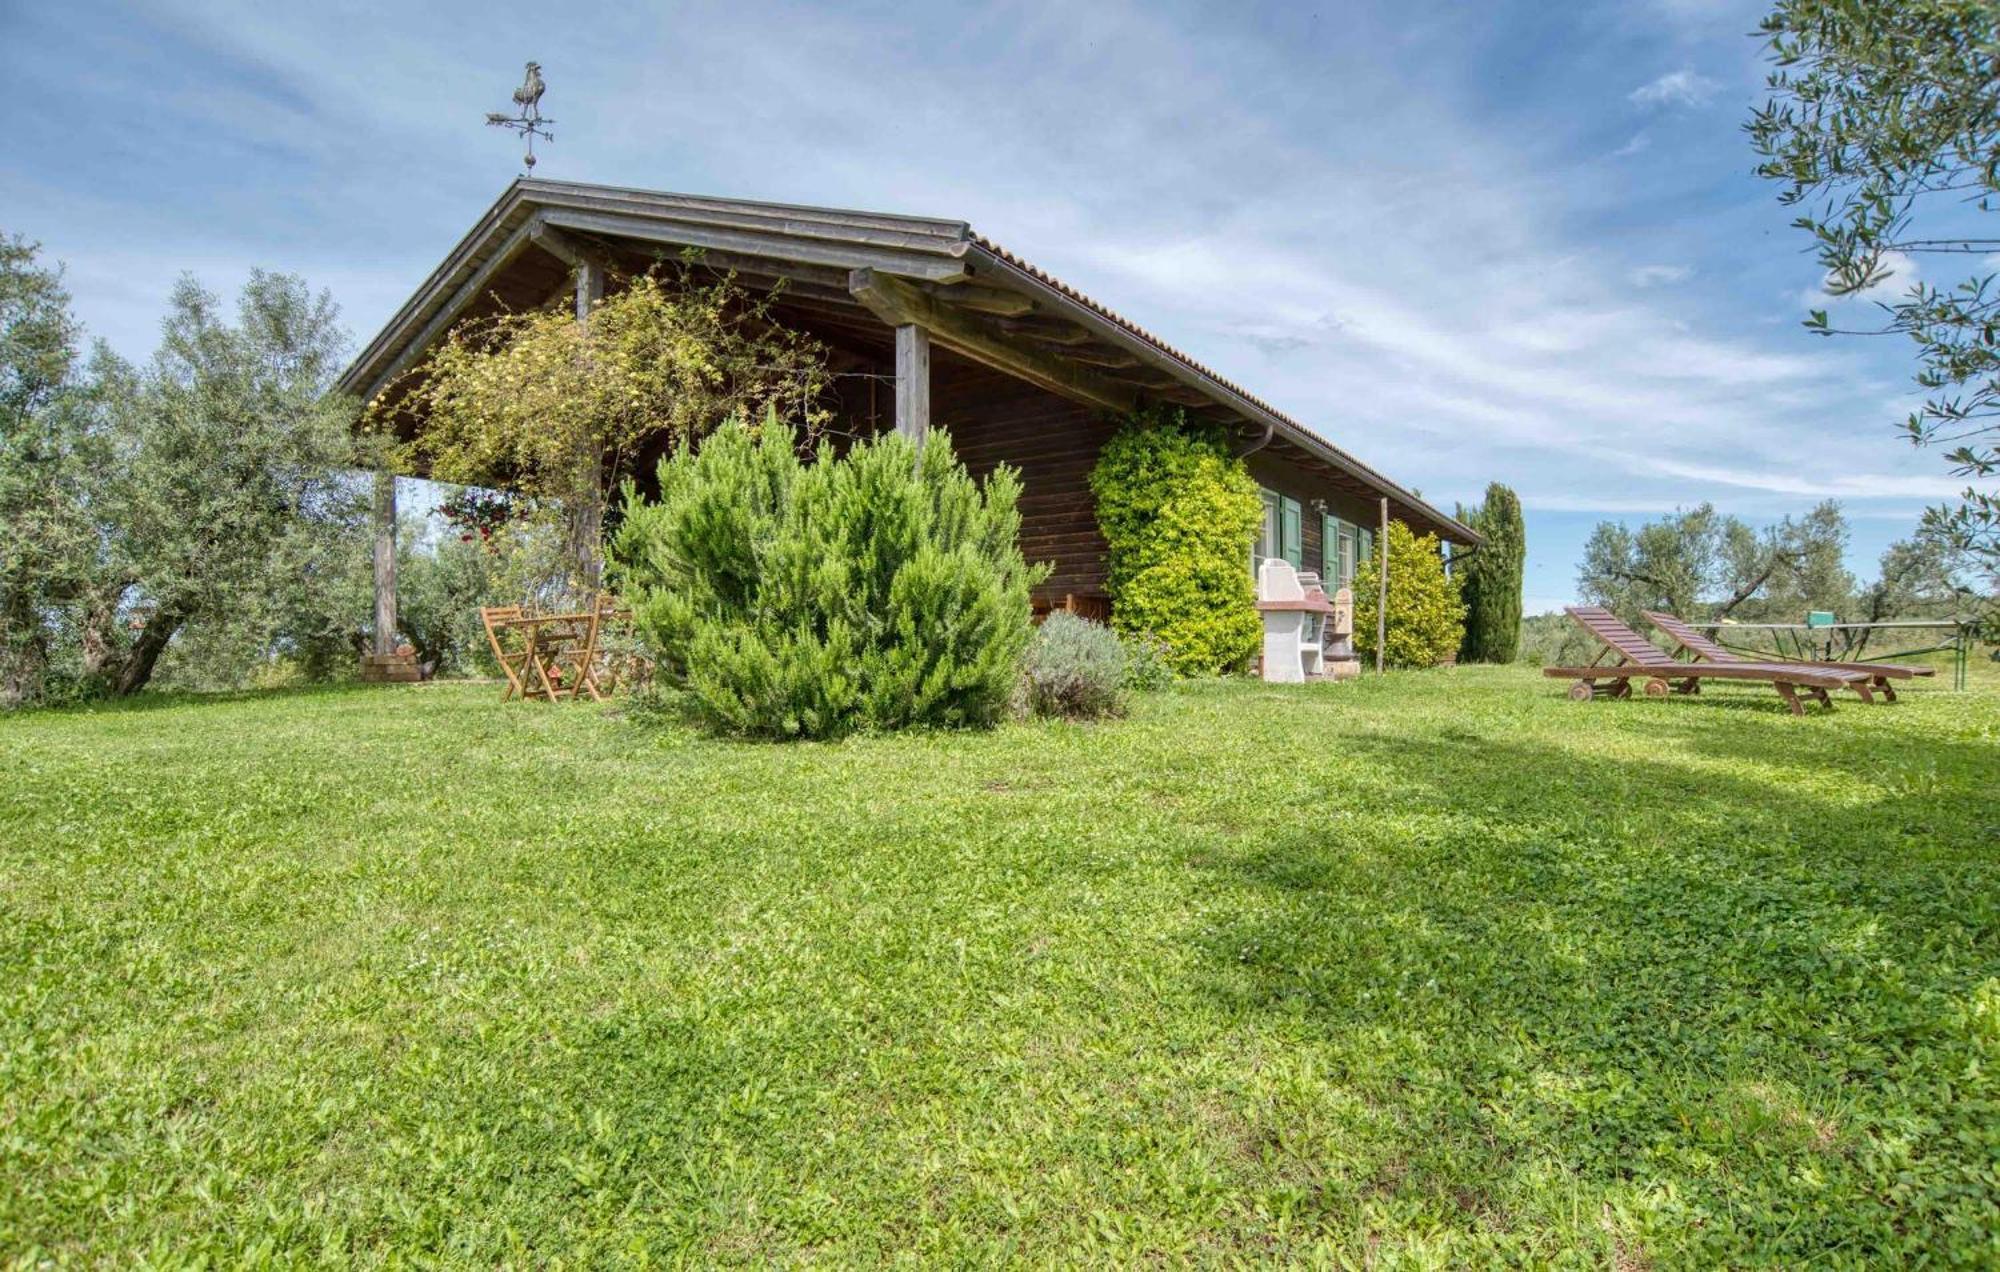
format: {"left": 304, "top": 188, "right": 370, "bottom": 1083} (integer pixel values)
{"left": 1090, "top": 412, "right": 1262, "bottom": 675}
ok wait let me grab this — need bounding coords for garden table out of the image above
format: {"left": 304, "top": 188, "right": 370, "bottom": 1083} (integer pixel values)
{"left": 491, "top": 609, "right": 604, "bottom": 702}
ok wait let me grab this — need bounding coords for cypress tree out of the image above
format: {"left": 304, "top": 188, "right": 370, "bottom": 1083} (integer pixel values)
{"left": 1457, "top": 482, "right": 1525, "bottom": 663}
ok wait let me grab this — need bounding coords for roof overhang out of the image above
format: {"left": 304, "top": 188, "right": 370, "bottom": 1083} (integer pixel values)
{"left": 339, "top": 178, "right": 1479, "bottom": 545}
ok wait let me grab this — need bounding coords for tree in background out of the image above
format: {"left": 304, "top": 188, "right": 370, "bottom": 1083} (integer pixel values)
{"left": 1354, "top": 521, "right": 1465, "bottom": 668}
{"left": 610, "top": 414, "right": 1041, "bottom": 739}
{"left": 1455, "top": 482, "right": 1525, "bottom": 663}
{"left": 1749, "top": 0, "right": 2000, "bottom": 589}
{"left": 0, "top": 235, "right": 96, "bottom": 705}
{"left": 0, "top": 236, "right": 363, "bottom": 704}
{"left": 1089, "top": 411, "right": 1262, "bottom": 676}
{"left": 1577, "top": 501, "right": 1853, "bottom": 625}
{"left": 382, "top": 268, "right": 830, "bottom": 593}
{"left": 81, "top": 273, "right": 360, "bottom": 696}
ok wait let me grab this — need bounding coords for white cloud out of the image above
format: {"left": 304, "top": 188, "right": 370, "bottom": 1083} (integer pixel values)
{"left": 1612, "top": 133, "right": 1651, "bottom": 158}
{"left": 1630, "top": 69, "right": 1721, "bottom": 108}
{"left": 1629, "top": 264, "right": 1691, "bottom": 287}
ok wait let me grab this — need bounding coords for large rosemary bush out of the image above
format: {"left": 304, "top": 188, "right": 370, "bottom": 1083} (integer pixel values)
{"left": 610, "top": 415, "right": 1043, "bottom": 739}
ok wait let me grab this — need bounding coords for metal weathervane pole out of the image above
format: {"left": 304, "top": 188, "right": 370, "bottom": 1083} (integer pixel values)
{"left": 486, "top": 62, "right": 554, "bottom": 174}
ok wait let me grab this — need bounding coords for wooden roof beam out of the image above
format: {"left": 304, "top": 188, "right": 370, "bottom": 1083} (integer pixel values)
{"left": 529, "top": 222, "right": 620, "bottom": 276}
{"left": 542, "top": 208, "right": 973, "bottom": 283}
{"left": 654, "top": 245, "right": 854, "bottom": 292}
{"left": 1061, "top": 345, "right": 1141, "bottom": 369}
{"left": 916, "top": 281, "right": 1034, "bottom": 316}
{"left": 996, "top": 316, "right": 1091, "bottom": 345}
{"left": 848, "top": 268, "right": 1135, "bottom": 414}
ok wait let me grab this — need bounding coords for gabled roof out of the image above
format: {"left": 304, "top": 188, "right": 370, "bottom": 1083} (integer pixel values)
{"left": 341, "top": 178, "right": 1477, "bottom": 544}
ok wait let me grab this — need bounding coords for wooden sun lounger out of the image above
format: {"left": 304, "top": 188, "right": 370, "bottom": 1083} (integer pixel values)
{"left": 1641, "top": 610, "right": 1935, "bottom": 703}
{"left": 1543, "top": 607, "right": 1872, "bottom": 715}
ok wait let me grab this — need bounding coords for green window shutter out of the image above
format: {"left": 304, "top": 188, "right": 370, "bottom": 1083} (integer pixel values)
{"left": 1280, "top": 496, "right": 1303, "bottom": 567}
{"left": 1322, "top": 514, "right": 1339, "bottom": 579}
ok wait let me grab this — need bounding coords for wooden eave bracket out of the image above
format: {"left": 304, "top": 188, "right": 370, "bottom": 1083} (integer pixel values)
{"left": 847, "top": 267, "right": 1138, "bottom": 414}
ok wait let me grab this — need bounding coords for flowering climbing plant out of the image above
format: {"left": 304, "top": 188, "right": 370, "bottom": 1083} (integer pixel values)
{"left": 366, "top": 262, "right": 832, "bottom": 588}
{"left": 437, "top": 488, "right": 516, "bottom": 549}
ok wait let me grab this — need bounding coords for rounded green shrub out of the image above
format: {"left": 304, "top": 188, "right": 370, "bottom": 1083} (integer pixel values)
{"left": 1089, "top": 412, "right": 1262, "bottom": 676}
{"left": 1354, "top": 520, "right": 1467, "bottom": 668}
{"left": 1018, "top": 612, "right": 1127, "bottom": 719}
{"left": 609, "top": 414, "right": 1044, "bottom": 738}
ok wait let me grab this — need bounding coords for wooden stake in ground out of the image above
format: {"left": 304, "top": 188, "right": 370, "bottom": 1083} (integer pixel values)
{"left": 1376, "top": 496, "right": 1389, "bottom": 675}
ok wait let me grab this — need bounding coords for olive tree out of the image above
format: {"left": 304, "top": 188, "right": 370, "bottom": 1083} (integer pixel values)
{"left": 1749, "top": 0, "right": 2000, "bottom": 589}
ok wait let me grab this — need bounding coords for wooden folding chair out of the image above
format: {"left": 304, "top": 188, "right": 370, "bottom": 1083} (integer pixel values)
{"left": 479, "top": 605, "right": 533, "bottom": 702}
{"left": 527, "top": 607, "right": 604, "bottom": 702}
{"left": 589, "top": 594, "right": 645, "bottom": 697}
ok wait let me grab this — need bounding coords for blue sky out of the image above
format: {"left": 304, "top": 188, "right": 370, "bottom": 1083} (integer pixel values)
{"left": 2, "top": 0, "right": 1971, "bottom": 611}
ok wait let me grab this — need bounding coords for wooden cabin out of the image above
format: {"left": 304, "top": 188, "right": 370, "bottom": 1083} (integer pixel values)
{"left": 339, "top": 179, "right": 1477, "bottom": 647}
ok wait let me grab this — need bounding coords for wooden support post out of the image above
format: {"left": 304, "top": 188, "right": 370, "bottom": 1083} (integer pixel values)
{"left": 575, "top": 255, "right": 604, "bottom": 322}
{"left": 1375, "top": 496, "right": 1389, "bottom": 675}
{"left": 371, "top": 466, "right": 398, "bottom": 656}
{"left": 570, "top": 258, "right": 606, "bottom": 592}
{"left": 895, "top": 322, "right": 930, "bottom": 446}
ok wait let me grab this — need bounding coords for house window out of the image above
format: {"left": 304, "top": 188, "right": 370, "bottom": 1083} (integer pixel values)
{"left": 1323, "top": 515, "right": 1359, "bottom": 589}
{"left": 1255, "top": 489, "right": 1280, "bottom": 567}
{"left": 1253, "top": 490, "right": 1302, "bottom": 569}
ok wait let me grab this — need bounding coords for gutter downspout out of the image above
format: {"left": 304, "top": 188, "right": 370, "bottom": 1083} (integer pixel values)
{"left": 1231, "top": 418, "right": 1275, "bottom": 457}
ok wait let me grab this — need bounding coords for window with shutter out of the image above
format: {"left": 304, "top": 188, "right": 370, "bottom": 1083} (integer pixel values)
{"left": 1254, "top": 489, "right": 1280, "bottom": 571}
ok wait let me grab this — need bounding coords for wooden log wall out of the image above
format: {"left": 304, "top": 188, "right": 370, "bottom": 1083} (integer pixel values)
{"left": 932, "top": 348, "right": 1117, "bottom": 607}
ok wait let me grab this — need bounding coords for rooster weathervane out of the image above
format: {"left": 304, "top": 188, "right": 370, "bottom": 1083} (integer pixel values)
{"left": 486, "top": 61, "right": 553, "bottom": 174}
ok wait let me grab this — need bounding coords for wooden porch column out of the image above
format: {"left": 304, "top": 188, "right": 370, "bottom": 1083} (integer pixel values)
{"left": 371, "top": 466, "right": 398, "bottom": 655}
{"left": 894, "top": 322, "right": 930, "bottom": 446}
{"left": 571, "top": 257, "right": 607, "bottom": 591}
{"left": 1375, "top": 496, "right": 1389, "bottom": 676}
{"left": 575, "top": 255, "right": 604, "bottom": 321}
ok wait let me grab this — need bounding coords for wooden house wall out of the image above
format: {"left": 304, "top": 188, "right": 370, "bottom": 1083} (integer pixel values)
{"left": 636, "top": 312, "right": 1424, "bottom": 614}
{"left": 931, "top": 349, "right": 1116, "bottom": 608}
{"left": 1245, "top": 451, "right": 1389, "bottom": 582}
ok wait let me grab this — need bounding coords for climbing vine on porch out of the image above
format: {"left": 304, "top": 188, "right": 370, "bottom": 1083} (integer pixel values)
{"left": 366, "top": 266, "right": 832, "bottom": 590}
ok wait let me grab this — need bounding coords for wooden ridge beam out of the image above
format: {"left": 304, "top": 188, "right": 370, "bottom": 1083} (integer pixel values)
{"left": 847, "top": 269, "right": 1136, "bottom": 414}
{"left": 657, "top": 246, "right": 854, "bottom": 292}
{"left": 542, "top": 208, "right": 973, "bottom": 283}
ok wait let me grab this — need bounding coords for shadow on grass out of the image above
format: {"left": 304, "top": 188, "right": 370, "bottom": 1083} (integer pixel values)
{"left": 2, "top": 678, "right": 500, "bottom": 720}
{"left": 1189, "top": 725, "right": 2000, "bottom": 1258}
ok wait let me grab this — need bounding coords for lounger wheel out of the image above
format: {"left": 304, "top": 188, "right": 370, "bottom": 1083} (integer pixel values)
{"left": 1642, "top": 677, "right": 1670, "bottom": 698}
{"left": 1568, "top": 680, "right": 1594, "bottom": 702}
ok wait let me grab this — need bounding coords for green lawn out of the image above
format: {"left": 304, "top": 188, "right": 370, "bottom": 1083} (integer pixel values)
{"left": 2, "top": 667, "right": 1996, "bottom": 1265}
